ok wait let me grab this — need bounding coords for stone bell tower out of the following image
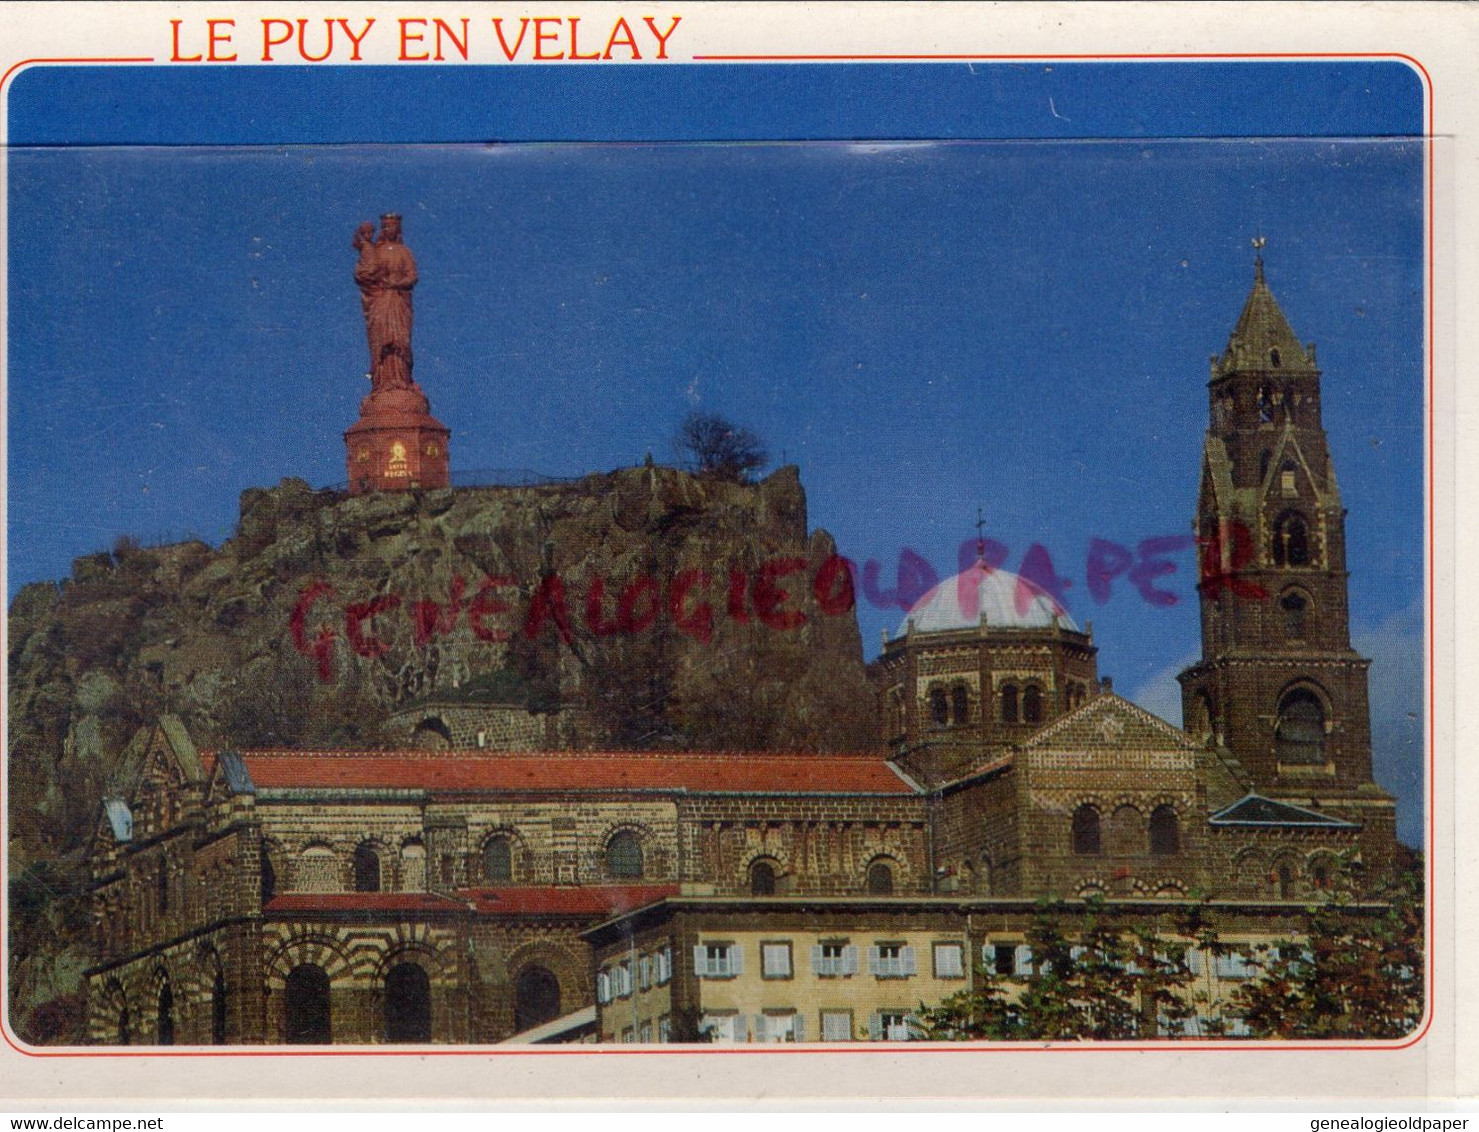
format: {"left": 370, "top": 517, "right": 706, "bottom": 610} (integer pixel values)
{"left": 1177, "top": 252, "right": 1397, "bottom": 868}
{"left": 344, "top": 214, "right": 451, "bottom": 494}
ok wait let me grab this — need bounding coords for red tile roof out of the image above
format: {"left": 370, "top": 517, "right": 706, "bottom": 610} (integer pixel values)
{"left": 259, "top": 886, "right": 677, "bottom": 920}
{"left": 264, "top": 892, "right": 466, "bottom": 915}
{"left": 204, "top": 748, "right": 914, "bottom": 796}
{"left": 460, "top": 885, "right": 678, "bottom": 917}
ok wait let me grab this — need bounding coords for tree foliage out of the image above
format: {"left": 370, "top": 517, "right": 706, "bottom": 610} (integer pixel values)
{"left": 916, "top": 859, "right": 1425, "bottom": 1042}
{"left": 675, "top": 412, "right": 767, "bottom": 482}
{"left": 918, "top": 898, "right": 1201, "bottom": 1041}
{"left": 1231, "top": 854, "right": 1424, "bottom": 1040}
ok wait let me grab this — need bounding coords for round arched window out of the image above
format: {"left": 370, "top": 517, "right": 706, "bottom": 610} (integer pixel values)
{"left": 866, "top": 860, "right": 895, "bottom": 895}
{"left": 1072, "top": 805, "right": 1102, "bottom": 855}
{"left": 1022, "top": 685, "right": 1043, "bottom": 724}
{"left": 749, "top": 860, "right": 777, "bottom": 896}
{"left": 482, "top": 836, "right": 512, "bottom": 884}
{"left": 1000, "top": 684, "right": 1019, "bottom": 723}
{"left": 1275, "top": 689, "right": 1326, "bottom": 764}
{"left": 353, "top": 843, "right": 381, "bottom": 893}
{"left": 606, "top": 831, "right": 644, "bottom": 879}
{"left": 1149, "top": 805, "right": 1180, "bottom": 856}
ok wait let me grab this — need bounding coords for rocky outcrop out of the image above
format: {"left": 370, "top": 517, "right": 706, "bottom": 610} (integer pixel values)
{"left": 6, "top": 465, "right": 878, "bottom": 1042}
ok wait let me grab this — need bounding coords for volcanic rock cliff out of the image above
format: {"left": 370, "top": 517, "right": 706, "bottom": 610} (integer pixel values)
{"left": 6, "top": 464, "right": 878, "bottom": 1042}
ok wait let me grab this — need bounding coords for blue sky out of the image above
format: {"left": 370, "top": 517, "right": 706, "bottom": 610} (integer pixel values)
{"left": 5, "top": 63, "right": 1426, "bottom": 843}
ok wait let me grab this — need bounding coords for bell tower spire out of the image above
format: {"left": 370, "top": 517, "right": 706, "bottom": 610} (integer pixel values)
{"left": 1177, "top": 256, "right": 1395, "bottom": 871}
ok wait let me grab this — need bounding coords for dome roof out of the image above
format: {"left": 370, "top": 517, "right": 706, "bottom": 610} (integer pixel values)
{"left": 896, "top": 560, "right": 1079, "bottom": 636}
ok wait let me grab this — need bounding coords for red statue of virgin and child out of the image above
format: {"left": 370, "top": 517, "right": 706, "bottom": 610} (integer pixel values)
{"left": 343, "top": 214, "right": 450, "bottom": 494}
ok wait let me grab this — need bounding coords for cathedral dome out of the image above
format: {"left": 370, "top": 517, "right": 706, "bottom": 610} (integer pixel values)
{"left": 897, "top": 560, "right": 1079, "bottom": 635}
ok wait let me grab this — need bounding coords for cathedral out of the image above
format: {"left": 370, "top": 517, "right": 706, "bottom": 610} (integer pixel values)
{"left": 82, "top": 255, "right": 1400, "bottom": 1046}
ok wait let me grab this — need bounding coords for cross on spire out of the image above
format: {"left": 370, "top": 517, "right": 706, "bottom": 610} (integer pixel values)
{"left": 975, "top": 506, "right": 987, "bottom": 560}
{"left": 1252, "top": 235, "right": 1267, "bottom": 281}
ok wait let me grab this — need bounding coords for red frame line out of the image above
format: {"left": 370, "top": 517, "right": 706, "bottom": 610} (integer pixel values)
{"left": 0, "top": 49, "right": 1438, "bottom": 1059}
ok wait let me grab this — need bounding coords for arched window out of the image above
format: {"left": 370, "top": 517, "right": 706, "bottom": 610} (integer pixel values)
{"left": 353, "top": 843, "right": 381, "bottom": 893}
{"left": 1310, "top": 859, "right": 1332, "bottom": 891}
{"left": 1149, "top": 805, "right": 1180, "bottom": 856}
{"left": 212, "top": 966, "right": 228, "bottom": 1045}
{"left": 260, "top": 848, "right": 277, "bottom": 905}
{"left": 285, "top": 964, "right": 332, "bottom": 1045}
{"left": 1276, "top": 863, "right": 1294, "bottom": 899}
{"left": 514, "top": 966, "right": 561, "bottom": 1033}
{"left": 1270, "top": 348, "right": 1282, "bottom": 369}
{"left": 412, "top": 716, "right": 453, "bottom": 750}
{"left": 1022, "top": 685, "right": 1043, "bottom": 724}
{"left": 951, "top": 685, "right": 969, "bottom": 726}
{"left": 384, "top": 962, "right": 432, "bottom": 1043}
{"left": 866, "top": 860, "right": 895, "bottom": 895}
{"left": 481, "top": 836, "right": 512, "bottom": 884}
{"left": 1072, "top": 805, "right": 1102, "bottom": 855}
{"left": 928, "top": 688, "right": 949, "bottom": 727}
{"left": 1273, "top": 512, "right": 1311, "bottom": 567}
{"left": 1000, "top": 684, "right": 1019, "bottom": 723}
{"left": 156, "top": 977, "right": 175, "bottom": 1047}
{"left": 1281, "top": 591, "right": 1309, "bottom": 639}
{"left": 1276, "top": 688, "right": 1327, "bottom": 764}
{"left": 400, "top": 841, "right": 426, "bottom": 891}
{"left": 606, "top": 831, "right": 644, "bottom": 879}
{"left": 749, "top": 860, "right": 777, "bottom": 896}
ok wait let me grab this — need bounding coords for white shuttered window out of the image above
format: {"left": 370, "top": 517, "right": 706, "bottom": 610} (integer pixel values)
{"left": 693, "top": 942, "right": 741, "bottom": 978}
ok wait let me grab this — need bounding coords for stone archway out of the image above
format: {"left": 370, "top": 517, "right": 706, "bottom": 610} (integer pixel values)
{"left": 514, "top": 964, "right": 561, "bottom": 1032}
{"left": 383, "top": 961, "right": 432, "bottom": 1043}
{"left": 284, "top": 963, "right": 332, "bottom": 1045}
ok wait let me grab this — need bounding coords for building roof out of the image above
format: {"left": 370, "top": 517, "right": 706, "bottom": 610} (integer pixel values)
{"left": 1209, "top": 793, "right": 1358, "bottom": 829}
{"left": 260, "top": 885, "right": 679, "bottom": 920}
{"left": 461, "top": 884, "right": 679, "bottom": 917}
{"left": 1219, "top": 262, "right": 1315, "bottom": 373}
{"left": 203, "top": 748, "right": 916, "bottom": 797}
{"left": 264, "top": 892, "right": 468, "bottom": 915}
{"left": 895, "top": 559, "right": 1079, "bottom": 637}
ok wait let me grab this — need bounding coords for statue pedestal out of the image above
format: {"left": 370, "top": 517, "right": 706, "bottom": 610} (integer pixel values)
{"left": 344, "top": 384, "right": 451, "bottom": 495}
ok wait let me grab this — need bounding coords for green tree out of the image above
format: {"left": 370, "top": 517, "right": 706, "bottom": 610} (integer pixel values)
{"left": 1231, "top": 854, "right": 1424, "bottom": 1039}
{"left": 917, "top": 898, "right": 1204, "bottom": 1041}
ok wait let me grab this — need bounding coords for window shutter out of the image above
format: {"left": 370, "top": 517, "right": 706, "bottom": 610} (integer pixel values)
{"left": 597, "top": 972, "right": 610, "bottom": 1004}
{"left": 867, "top": 1012, "right": 883, "bottom": 1041}
{"left": 936, "top": 943, "right": 963, "bottom": 978}
{"left": 843, "top": 945, "right": 860, "bottom": 975}
{"left": 810, "top": 945, "right": 825, "bottom": 974}
{"left": 1187, "top": 948, "right": 1204, "bottom": 976}
{"left": 753, "top": 1014, "right": 767, "bottom": 1043}
{"left": 730, "top": 944, "right": 744, "bottom": 976}
{"left": 1015, "top": 945, "right": 1033, "bottom": 975}
{"left": 692, "top": 945, "right": 708, "bottom": 977}
{"left": 901, "top": 946, "right": 917, "bottom": 976}
{"left": 867, "top": 946, "right": 882, "bottom": 976}
{"left": 982, "top": 943, "right": 994, "bottom": 967}
{"left": 792, "top": 1014, "right": 805, "bottom": 1043}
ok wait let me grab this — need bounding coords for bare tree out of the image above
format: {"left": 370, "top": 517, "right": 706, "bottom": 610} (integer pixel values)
{"left": 676, "top": 412, "right": 767, "bottom": 482}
